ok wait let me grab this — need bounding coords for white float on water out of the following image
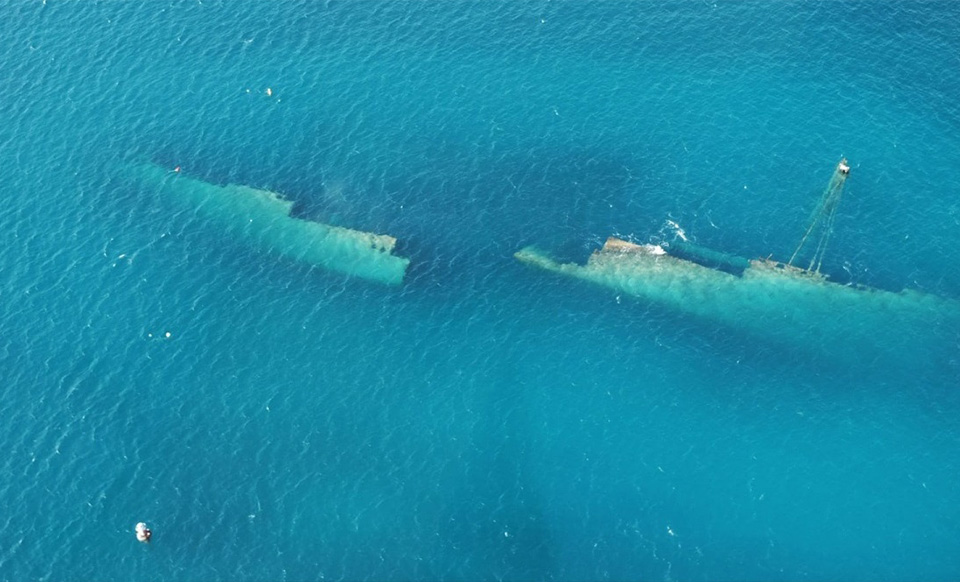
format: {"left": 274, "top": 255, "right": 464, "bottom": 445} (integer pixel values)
{"left": 135, "top": 522, "right": 152, "bottom": 543}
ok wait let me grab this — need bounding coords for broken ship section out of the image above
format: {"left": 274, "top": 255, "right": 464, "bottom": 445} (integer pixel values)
{"left": 135, "top": 163, "right": 409, "bottom": 285}
{"left": 515, "top": 238, "right": 958, "bottom": 359}
{"left": 515, "top": 162, "right": 959, "bottom": 360}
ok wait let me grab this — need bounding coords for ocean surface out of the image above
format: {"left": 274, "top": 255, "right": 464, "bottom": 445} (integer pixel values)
{"left": 1, "top": 1, "right": 959, "bottom": 580}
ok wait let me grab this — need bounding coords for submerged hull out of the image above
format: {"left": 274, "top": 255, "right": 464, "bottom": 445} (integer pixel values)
{"left": 516, "top": 237, "right": 959, "bottom": 366}
{"left": 134, "top": 163, "right": 410, "bottom": 285}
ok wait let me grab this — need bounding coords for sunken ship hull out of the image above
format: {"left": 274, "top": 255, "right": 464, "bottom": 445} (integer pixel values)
{"left": 515, "top": 160, "right": 959, "bottom": 367}
{"left": 516, "top": 238, "right": 957, "bottom": 361}
{"left": 133, "top": 163, "right": 410, "bottom": 285}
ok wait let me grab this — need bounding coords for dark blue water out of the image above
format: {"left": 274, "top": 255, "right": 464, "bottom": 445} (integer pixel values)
{"left": 2, "top": 2, "right": 959, "bottom": 580}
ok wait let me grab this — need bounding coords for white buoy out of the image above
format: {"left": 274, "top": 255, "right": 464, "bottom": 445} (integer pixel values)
{"left": 135, "top": 522, "right": 152, "bottom": 543}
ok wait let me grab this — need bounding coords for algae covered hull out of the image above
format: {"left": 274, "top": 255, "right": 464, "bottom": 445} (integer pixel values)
{"left": 135, "top": 164, "right": 409, "bottom": 285}
{"left": 516, "top": 238, "right": 960, "bottom": 363}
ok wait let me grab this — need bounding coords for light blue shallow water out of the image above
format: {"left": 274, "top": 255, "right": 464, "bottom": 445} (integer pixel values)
{"left": 1, "top": 2, "right": 959, "bottom": 580}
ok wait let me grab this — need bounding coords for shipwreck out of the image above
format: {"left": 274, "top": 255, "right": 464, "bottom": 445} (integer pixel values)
{"left": 515, "top": 160, "right": 959, "bottom": 362}
{"left": 134, "top": 163, "right": 410, "bottom": 285}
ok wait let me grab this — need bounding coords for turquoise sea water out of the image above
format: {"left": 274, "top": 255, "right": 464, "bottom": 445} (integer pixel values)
{"left": 1, "top": 1, "right": 959, "bottom": 580}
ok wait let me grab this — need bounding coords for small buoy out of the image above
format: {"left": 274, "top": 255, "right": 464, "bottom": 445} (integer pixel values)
{"left": 135, "top": 522, "right": 152, "bottom": 543}
{"left": 164, "top": 332, "right": 171, "bottom": 338}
